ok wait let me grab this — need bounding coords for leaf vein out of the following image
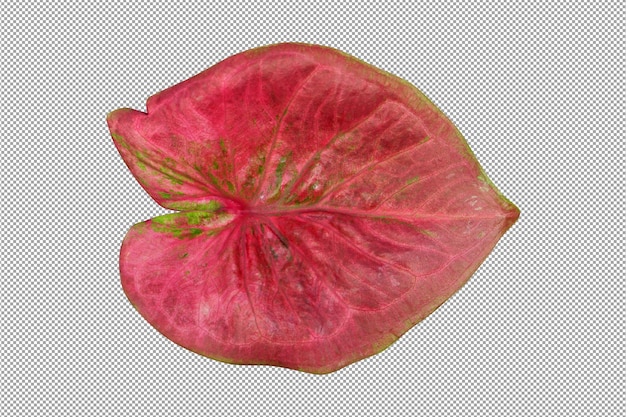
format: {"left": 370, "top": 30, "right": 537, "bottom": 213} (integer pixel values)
{"left": 303, "top": 216, "right": 418, "bottom": 279}
{"left": 317, "top": 136, "right": 430, "bottom": 205}
{"left": 251, "top": 65, "right": 322, "bottom": 203}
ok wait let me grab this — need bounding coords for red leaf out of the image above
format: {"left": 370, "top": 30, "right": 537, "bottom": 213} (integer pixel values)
{"left": 107, "top": 43, "right": 519, "bottom": 373}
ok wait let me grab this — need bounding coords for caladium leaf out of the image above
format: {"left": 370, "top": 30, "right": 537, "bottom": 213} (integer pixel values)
{"left": 107, "top": 43, "right": 519, "bottom": 373}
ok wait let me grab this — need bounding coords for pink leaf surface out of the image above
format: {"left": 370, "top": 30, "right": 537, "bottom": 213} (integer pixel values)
{"left": 107, "top": 43, "right": 519, "bottom": 373}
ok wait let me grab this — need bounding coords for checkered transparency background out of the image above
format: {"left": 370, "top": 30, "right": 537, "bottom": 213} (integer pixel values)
{"left": 2, "top": 0, "right": 623, "bottom": 415}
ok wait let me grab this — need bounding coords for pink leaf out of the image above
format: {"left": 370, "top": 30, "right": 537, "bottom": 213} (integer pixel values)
{"left": 107, "top": 43, "right": 519, "bottom": 373}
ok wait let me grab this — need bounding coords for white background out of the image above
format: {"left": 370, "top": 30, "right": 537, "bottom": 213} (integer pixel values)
{"left": 3, "top": 1, "right": 623, "bottom": 416}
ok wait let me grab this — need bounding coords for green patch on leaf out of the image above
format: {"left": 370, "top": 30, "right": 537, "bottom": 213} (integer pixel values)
{"left": 207, "top": 172, "right": 219, "bottom": 186}
{"left": 151, "top": 214, "right": 177, "bottom": 226}
{"left": 257, "top": 155, "right": 266, "bottom": 175}
{"left": 158, "top": 165, "right": 185, "bottom": 185}
{"left": 184, "top": 211, "right": 217, "bottom": 225}
{"left": 223, "top": 180, "right": 235, "bottom": 193}
{"left": 150, "top": 213, "right": 207, "bottom": 239}
{"left": 185, "top": 212, "right": 204, "bottom": 225}
{"left": 163, "top": 157, "right": 177, "bottom": 168}
{"left": 273, "top": 152, "right": 292, "bottom": 193}
{"left": 405, "top": 176, "right": 420, "bottom": 185}
{"left": 134, "top": 150, "right": 149, "bottom": 161}
{"left": 219, "top": 138, "right": 228, "bottom": 155}
{"left": 168, "top": 200, "right": 222, "bottom": 212}
{"left": 110, "top": 133, "right": 129, "bottom": 150}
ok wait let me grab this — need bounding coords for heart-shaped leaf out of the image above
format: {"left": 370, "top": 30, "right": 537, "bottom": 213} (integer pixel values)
{"left": 107, "top": 43, "right": 519, "bottom": 373}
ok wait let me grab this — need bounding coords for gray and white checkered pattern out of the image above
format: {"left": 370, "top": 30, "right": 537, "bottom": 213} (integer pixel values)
{"left": 2, "top": 1, "right": 623, "bottom": 415}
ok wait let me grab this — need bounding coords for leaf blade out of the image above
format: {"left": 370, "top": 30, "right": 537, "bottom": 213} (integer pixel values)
{"left": 110, "top": 42, "right": 519, "bottom": 373}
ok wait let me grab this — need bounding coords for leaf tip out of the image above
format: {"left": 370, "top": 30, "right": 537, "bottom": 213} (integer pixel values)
{"left": 505, "top": 202, "right": 521, "bottom": 227}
